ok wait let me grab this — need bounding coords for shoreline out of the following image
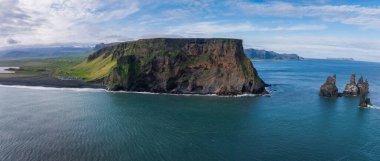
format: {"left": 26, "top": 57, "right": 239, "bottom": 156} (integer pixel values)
{"left": 0, "top": 76, "right": 104, "bottom": 89}
{"left": 0, "top": 77, "right": 268, "bottom": 97}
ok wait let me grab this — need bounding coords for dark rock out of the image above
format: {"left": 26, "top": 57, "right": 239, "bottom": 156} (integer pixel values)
{"left": 320, "top": 73, "right": 373, "bottom": 107}
{"left": 90, "top": 38, "right": 267, "bottom": 95}
{"left": 357, "top": 76, "right": 369, "bottom": 95}
{"left": 319, "top": 75, "right": 339, "bottom": 97}
{"left": 359, "top": 84, "right": 372, "bottom": 108}
{"left": 343, "top": 72, "right": 359, "bottom": 96}
{"left": 357, "top": 76, "right": 371, "bottom": 108}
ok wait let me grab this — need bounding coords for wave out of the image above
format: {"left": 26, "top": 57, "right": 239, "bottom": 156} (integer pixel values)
{"left": 0, "top": 84, "right": 264, "bottom": 97}
{"left": 108, "top": 90, "right": 260, "bottom": 97}
{"left": 369, "top": 105, "right": 380, "bottom": 109}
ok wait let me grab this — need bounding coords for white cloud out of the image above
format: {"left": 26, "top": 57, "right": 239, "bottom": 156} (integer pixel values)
{"left": 1, "top": 0, "right": 380, "bottom": 62}
{"left": 167, "top": 21, "right": 327, "bottom": 35}
{"left": 233, "top": 1, "right": 380, "bottom": 29}
{"left": 0, "top": 0, "right": 44, "bottom": 37}
{"left": 0, "top": 0, "right": 140, "bottom": 46}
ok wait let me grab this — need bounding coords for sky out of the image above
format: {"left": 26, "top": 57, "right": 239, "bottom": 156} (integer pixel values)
{"left": 1, "top": 0, "right": 380, "bottom": 61}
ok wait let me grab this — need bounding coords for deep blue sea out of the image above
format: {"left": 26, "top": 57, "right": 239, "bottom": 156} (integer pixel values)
{"left": 1, "top": 60, "right": 380, "bottom": 161}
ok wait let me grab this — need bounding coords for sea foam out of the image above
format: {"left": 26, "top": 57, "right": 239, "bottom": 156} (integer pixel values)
{"left": 0, "top": 84, "right": 264, "bottom": 97}
{"left": 0, "top": 84, "right": 106, "bottom": 92}
{"left": 369, "top": 105, "right": 379, "bottom": 109}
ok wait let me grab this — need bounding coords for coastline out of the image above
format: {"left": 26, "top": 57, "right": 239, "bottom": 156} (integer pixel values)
{"left": 0, "top": 77, "right": 269, "bottom": 97}
{"left": 0, "top": 76, "right": 104, "bottom": 89}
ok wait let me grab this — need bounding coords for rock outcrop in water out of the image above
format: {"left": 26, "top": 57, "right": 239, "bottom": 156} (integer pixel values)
{"left": 87, "top": 38, "right": 267, "bottom": 95}
{"left": 320, "top": 73, "right": 372, "bottom": 107}
{"left": 319, "top": 75, "right": 339, "bottom": 97}
{"left": 357, "top": 76, "right": 369, "bottom": 95}
{"left": 343, "top": 73, "right": 359, "bottom": 96}
{"left": 358, "top": 80, "right": 371, "bottom": 108}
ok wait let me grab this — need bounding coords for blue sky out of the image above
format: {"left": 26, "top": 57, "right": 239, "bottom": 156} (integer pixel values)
{"left": 1, "top": 0, "right": 380, "bottom": 61}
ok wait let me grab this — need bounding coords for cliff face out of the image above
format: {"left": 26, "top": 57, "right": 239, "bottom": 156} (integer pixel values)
{"left": 88, "top": 38, "right": 267, "bottom": 95}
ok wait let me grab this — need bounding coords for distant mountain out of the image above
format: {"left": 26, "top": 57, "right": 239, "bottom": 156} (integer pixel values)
{"left": 244, "top": 48, "right": 302, "bottom": 60}
{"left": 326, "top": 58, "right": 354, "bottom": 61}
{"left": 0, "top": 47, "right": 93, "bottom": 59}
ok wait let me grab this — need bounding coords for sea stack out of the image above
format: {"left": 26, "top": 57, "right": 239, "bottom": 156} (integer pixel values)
{"left": 319, "top": 75, "right": 339, "bottom": 97}
{"left": 320, "top": 73, "right": 372, "bottom": 107}
{"left": 81, "top": 38, "right": 268, "bottom": 95}
{"left": 357, "top": 76, "right": 369, "bottom": 95}
{"left": 358, "top": 80, "right": 371, "bottom": 108}
{"left": 343, "top": 73, "right": 359, "bottom": 96}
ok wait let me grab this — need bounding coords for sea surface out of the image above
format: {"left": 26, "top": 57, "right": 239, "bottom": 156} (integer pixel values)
{"left": 1, "top": 60, "right": 380, "bottom": 161}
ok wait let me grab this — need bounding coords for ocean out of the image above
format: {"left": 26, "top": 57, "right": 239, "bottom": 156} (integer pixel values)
{"left": 1, "top": 60, "right": 380, "bottom": 161}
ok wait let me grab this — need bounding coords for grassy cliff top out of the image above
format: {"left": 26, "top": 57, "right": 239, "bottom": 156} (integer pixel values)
{"left": 61, "top": 38, "right": 250, "bottom": 82}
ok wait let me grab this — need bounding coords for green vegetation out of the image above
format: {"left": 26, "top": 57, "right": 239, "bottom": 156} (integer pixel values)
{"left": 0, "top": 56, "right": 87, "bottom": 79}
{"left": 58, "top": 54, "right": 117, "bottom": 81}
{"left": 0, "top": 51, "right": 117, "bottom": 82}
{"left": 66, "top": 48, "right": 183, "bottom": 82}
{"left": 237, "top": 51, "right": 254, "bottom": 78}
{"left": 180, "top": 54, "right": 210, "bottom": 68}
{"left": 112, "top": 50, "right": 182, "bottom": 80}
{"left": 142, "top": 50, "right": 181, "bottom": 65}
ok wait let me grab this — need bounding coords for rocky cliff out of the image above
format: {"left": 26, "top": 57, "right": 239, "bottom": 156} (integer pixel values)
{"left": 85, "top": 38, "right": 267, "bottom": 95}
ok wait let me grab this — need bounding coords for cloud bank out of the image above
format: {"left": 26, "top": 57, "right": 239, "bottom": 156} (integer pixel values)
{"left": 1, "top": 0, "right": 380, "bottom": 61}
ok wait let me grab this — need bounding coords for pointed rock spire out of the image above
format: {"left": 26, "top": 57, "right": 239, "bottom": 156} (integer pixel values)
{"left": 343, "top": 72, "right": 358, "bottom": 96}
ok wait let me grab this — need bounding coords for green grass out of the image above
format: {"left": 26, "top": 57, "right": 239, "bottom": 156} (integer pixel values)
{"left": 0, "top": 56, "right": 87, "bottom": 78}
{"left": 58, "top": 54, "right": 117, "bottom": 81}
{"left": 0, "top": 51, "right": 118, "bottom": 82}
{"left": 238, "top": 52, "right": 255, "bottom": 78}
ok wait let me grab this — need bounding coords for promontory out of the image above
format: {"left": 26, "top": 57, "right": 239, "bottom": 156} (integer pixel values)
{"left": 62, "top": 38, "right": 268, "bottom": 95}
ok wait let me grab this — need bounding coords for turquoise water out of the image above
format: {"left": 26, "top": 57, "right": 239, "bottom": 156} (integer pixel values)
{"left": 1, "top": 60, "right": 380, "bottom": 161}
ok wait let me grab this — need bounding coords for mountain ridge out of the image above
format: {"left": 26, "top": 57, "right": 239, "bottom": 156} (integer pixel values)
{"left": 244, "top": 48, "right": 302, "bottom": 60}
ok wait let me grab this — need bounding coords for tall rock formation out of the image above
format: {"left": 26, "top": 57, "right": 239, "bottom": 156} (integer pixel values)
{"left": 86, "top": 38, "right": 267, "bottom": 95}
{"left": 357, "top": 76, "right": 369, "bottom": 95}
{"left": 319, "top": 75, "right": 339, "bottom": 97}
{"left": 358, "top": 80, "right": 371, "bottom": 108}
{"left": 343, "top": 73, "right": 359, "bottom": 96}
